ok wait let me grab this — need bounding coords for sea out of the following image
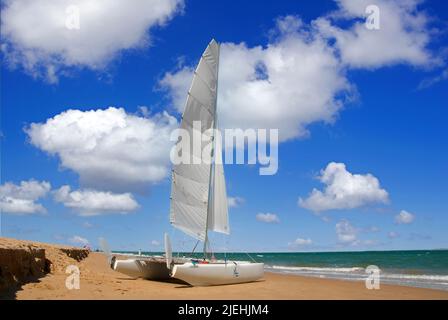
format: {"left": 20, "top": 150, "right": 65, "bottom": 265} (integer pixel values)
{"left": 115, "top": 249, "right": 448, "bottom": 291}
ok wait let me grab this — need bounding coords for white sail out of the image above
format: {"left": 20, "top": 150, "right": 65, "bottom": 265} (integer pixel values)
{"left": 168, "top": 40, "right": 264, "bottom": 286}
{"left": 208, "top": 133, "right": 230, "bottom": 234}
{"left": 170, "top": 39, "right": 220, "bottom": 241}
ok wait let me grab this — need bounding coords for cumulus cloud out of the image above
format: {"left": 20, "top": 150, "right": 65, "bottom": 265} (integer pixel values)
{"left": 26, "top": 107, "right": 177, "bottom": 192}
{"left": 314, "top": 0, "right": 438, "bottom": 68}
{"left": 68, "top": 235, "right": 89, "bottom": 246}
{"left": 395, "top": 210, "right": 415, "bottom": 224}
{"left": 227, "top": 196, "right": 245, "bottom": 208}
{"left": 335, "top": 220, "right": 379, "bottom": 246}
{"left": 151, "top": 240, "right": 160, "bottom": 246}
{"left": 54, "top": 185, "right": 139, "bottom": 216}
{"left": 1, "top": 0, "right": 183, "bottom": 82}
{"left": 290, "top": 237, "right": 313, "bottom": 246}
{"left": 161, "top": 2, "right": 442, "bottom": 142}
{"left": 0, "top": 180, "right": 50, "bottom": 214}
{"left": 256, "top": 213, "right": 280, "bottom": 223}
{"left": 160, "top": 15, "right": 354, "bottom": 142}
{"left": 299, "top": 162, "right": 389, "bottom": 212}
{"left": 335, "top": 219, "right": 358, "bottom": 243}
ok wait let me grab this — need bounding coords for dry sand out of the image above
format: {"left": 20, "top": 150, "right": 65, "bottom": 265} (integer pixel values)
{"left": 1, "top": 237, "right": 448, "bottom": 300}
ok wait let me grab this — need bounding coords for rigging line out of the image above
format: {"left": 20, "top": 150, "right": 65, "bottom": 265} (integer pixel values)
{"left": 244, "top": 251, "right": 258, "bottom": 263}
{"left": 224, "top": 234, "right": 229, "bottom": 265}
{"left": 207, "top": 237, "right": 214, "bottom": 256}
{"left": 191, "top": 239, "right": 200, "bottom": 255}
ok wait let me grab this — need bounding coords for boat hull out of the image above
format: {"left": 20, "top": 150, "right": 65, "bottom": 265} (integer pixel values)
{"left": 113, "top": 258, "right": 171, "bottom": 280}
{"left": 172, "top": 262, "right": 264, "bottom": 286}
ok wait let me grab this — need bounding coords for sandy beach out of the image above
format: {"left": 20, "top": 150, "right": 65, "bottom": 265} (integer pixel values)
{"left": 1, "top": 237, "right": 447, "bottom": 300}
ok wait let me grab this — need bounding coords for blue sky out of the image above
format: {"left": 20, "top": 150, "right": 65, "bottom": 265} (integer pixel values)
{"left": 1, "top": 0, "right": 447, "bottom": 252}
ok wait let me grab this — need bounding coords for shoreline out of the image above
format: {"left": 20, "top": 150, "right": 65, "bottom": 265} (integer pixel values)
{"left": 1, "top": 238, "right": 448, "bottom": 300}
{"left": 266, "top": 269, "right": 448, "bottom": 292}
{"left": 113, "top": 250, "right": 448, "bottom": 292}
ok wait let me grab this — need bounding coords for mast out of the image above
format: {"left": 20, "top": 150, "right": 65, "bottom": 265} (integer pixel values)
{"left": 203, "top": 41, "right": 220, "bottom": 258}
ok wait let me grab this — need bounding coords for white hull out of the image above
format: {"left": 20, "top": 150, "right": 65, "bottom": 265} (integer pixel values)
{"left": 172, "top": 261, "right": 264, "bottom": 286}
{"left": 113, "top": 257, "right": 187, "bottom": 280}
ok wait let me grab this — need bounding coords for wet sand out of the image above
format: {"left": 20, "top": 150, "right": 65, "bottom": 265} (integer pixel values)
{"left": 1, "top": 238, "right": 447, "bottom": 300}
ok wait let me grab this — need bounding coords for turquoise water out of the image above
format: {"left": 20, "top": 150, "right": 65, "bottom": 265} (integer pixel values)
{"left": 116, "top": 250, "right": 448, "bottom": 291}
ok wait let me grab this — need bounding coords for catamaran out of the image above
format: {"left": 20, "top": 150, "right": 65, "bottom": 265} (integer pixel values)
{"left": 165, "top": 39, "right": 264, "bottom": 286}
{"left": 108, "top": 39, "right": 264, "bottom": 285}
{"left": 101, "top": 237, "right": 188, "bottom": 280}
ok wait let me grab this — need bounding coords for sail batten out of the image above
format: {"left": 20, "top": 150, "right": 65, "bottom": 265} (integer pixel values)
{"left": 199, "top": 56, "right": 217, "bottom": 79}
{"left": 194, "top": 70, "right": 216, "bottom": 93}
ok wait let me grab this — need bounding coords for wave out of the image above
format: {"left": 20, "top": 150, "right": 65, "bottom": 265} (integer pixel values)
{"left": 266, "top": 265, "right": 448, "bottom": 290}
{"left": 270, "top": 265, "right": 364, "bottom": 273}
{"left": 269, "top": 265, "right": 448, "bottom": 279}
{"left": 380, "top": 274, "right": 448, "bottom": 281}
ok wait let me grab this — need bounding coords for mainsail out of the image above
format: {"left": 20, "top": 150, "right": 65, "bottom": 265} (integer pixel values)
{"left": 170, "top": 39, "right": 229, "bottom": 242}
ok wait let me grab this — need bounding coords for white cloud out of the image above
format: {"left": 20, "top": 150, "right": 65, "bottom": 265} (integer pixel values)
{"left": 365, "top": 226, "right": 380, "bottom": 233}
{"left": 227, "top": 196, "right": 245, "bottom": 208}
{"left": 0, "top": 180, "right": 50, "bottom": 214}
{"left": 26, "top": 107, "right": 177, "bottom": 192}
{"left": 388, "top": 231, "right": 399, "bottom": 239}
{"left": 256, "top": 212, "right": 279, "bottom": 223}
{"left": 335, "top": 220, "right": 379, "bottom": 247}
{"left": 418, "top": 68, "right": 448, "bottom": 89}
{"left": 54, "top": 185, "right": 139, "bottom": 216}
{"left": 299, "top": 162, "right": 389, "bottom": 212}
{"left": 395, "top": 210, "right": 415, "bottom": 224}
{"left": 314, "top": 0, "right": 438, "bottom": 69}
{"left": 68, "top": 235, "right": 89, "bottom": 246}
{"left": 291, "top": 237, "right": 313, "bottom": 246}
{"left": 161, "top": 3, "right": 442, "bottom": 142}
{"left": 335, "top": 219, "right": 358, "bottom": 243}
{"left": 151, "top": 240, "right": 160, "bottom": 246}
{"left": 160, "top": 16, "right": 354, "bottom": 142}
{"left": 1, "top": 0, "right": 183, "bottom": 82}
{"left": 360, "top": 239, "right": 378, "bottom": 246}
{"left": 82, "top": 221, "right": 93, "bottom": 228}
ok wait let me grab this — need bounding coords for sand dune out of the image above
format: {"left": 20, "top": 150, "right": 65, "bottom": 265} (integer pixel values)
{"left": 1, "top": 238, "right": 447, "bottom": 300}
